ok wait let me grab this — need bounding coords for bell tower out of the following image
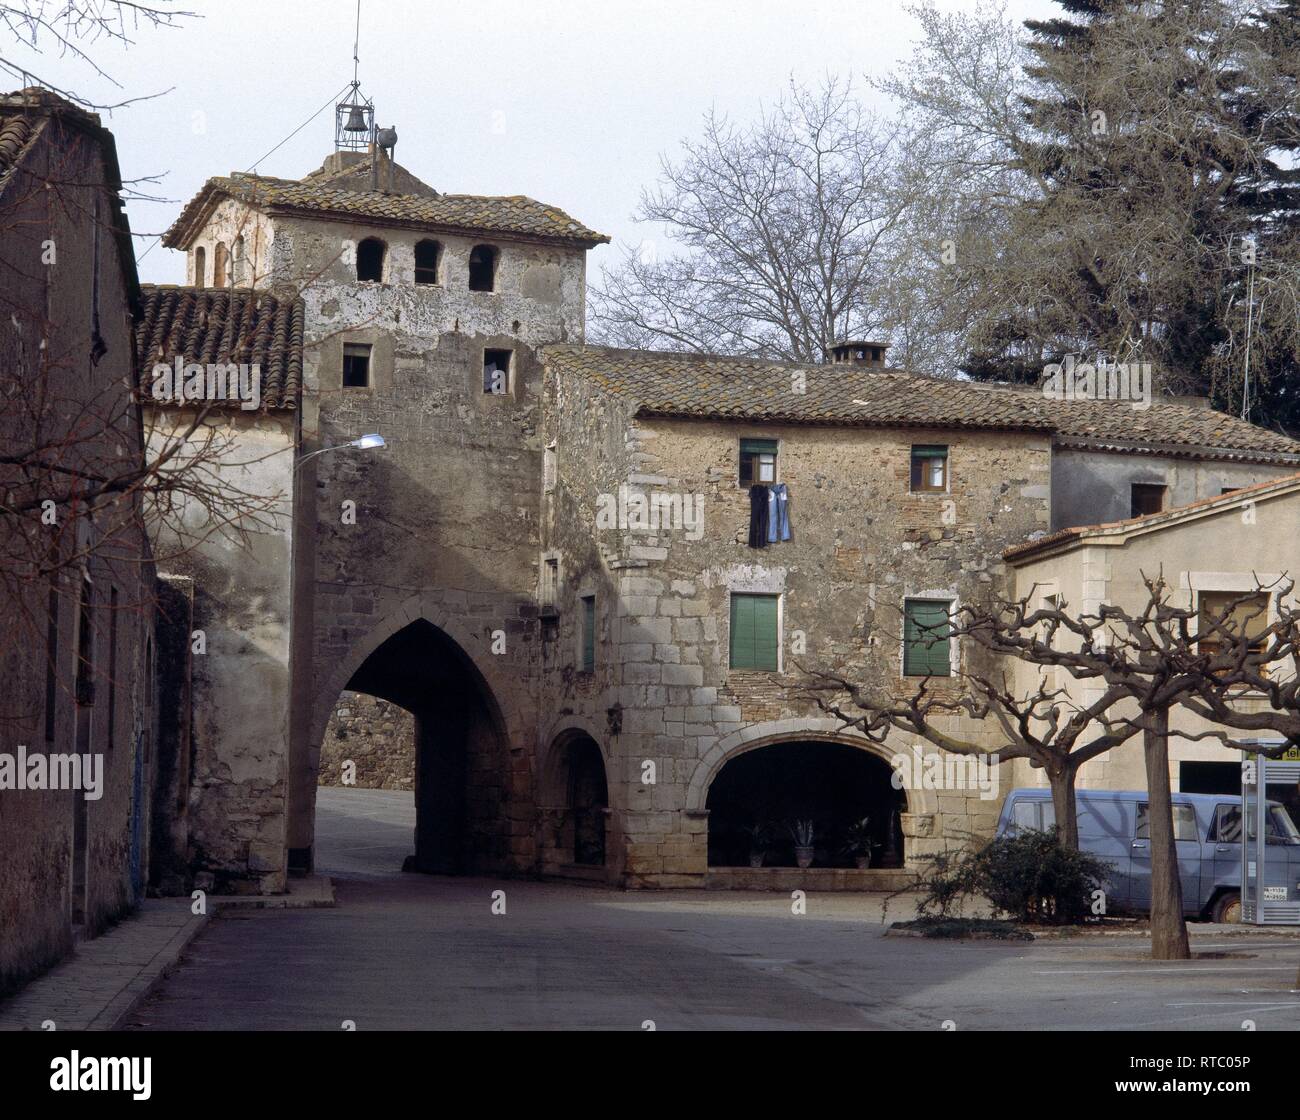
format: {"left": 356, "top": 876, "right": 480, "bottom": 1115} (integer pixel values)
{"left": 334, "top": 81, "right": 374, "bottom": 153}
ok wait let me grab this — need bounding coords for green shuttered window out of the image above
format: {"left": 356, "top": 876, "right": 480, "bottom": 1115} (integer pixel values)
{"left": 904, "top": 599, "right": 952, "bottom": 676}
{"left": 730, "top": 593, "right": 779, "bottom": 670}
{"left": 581, "top": 595, "right": 596, "bottom": 671}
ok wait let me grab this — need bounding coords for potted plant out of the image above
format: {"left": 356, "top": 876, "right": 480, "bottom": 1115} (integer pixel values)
{"left": 742, "top": 823, "right": 771, "bottom": 868}
{"left": 844, "top": 816, "right": 874, "bottom": 869}
{"left": 789, "top": 819, "right": 816, "bottom": 868}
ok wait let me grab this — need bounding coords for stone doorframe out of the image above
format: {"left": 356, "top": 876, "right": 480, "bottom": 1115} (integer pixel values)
{"left": 537, "top": 715, "right": 619, "bottom": 880}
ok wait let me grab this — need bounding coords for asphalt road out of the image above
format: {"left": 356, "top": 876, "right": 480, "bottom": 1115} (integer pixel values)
{"left": 125, "top": 787, "right": 1300, "bottom": 1031}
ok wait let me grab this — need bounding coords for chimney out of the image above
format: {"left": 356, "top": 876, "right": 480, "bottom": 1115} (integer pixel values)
{"left": 828, "top": 340, "right": 889, "bottom": 368}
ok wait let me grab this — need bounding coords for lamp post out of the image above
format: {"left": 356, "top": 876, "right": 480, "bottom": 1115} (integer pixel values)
{"left": 296, "top": 433, "right": 386, "bottom": 469}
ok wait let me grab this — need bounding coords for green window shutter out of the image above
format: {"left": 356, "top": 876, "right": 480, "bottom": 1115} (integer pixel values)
{"left": 582, "top": 596, "right": 595, "bottom": 671}
{"left": 904, "top": 599, "right": 952, "bottom": 676}
{"left": 910, "top": 444, "right": 948, "bottom": 457}
{"left": 740, "top": 438, "right": 779, "bottom": 455}
{"left": 730, "top": 593, "right": 779, "bottom": 670}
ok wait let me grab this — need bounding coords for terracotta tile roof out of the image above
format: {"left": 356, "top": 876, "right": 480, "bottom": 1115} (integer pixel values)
{"left": 134, "top": 284, "right": 304, "bottom": 410}
{"left": 164, "top": 171, "right": 609, "bottom": 249}
{"left": 0, "top": 112, "right": 39, "bottom": 179}
{"left": 544, "top": 345, "right": 1300, "bottom": 458}
{"left": 542, "top": 345, "right": 1055, "bottom": 432}
{"left": 1045, "top": 395, "right": 1300, "bottom": 457}
{"left": 1004, "top": 470, "right": 1300, "bottom": 561}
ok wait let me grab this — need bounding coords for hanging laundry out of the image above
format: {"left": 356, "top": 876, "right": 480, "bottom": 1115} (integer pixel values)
{"left": 770, "top": 482, "right": 791, "bottom": 541}
{"left": 748, "top": 484, "right": 769, "bottom": 548}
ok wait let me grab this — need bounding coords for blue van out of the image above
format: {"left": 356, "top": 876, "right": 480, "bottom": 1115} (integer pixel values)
{"left": 996, "top": 789, "right": 1300, "bottom": 922}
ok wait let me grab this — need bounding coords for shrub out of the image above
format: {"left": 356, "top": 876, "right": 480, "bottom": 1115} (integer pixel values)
{"left": 909, "top": 828, "right": 1111, "bottom": 925}
{"left": 973, "top": 828, "right": 1111, "bottom": 923}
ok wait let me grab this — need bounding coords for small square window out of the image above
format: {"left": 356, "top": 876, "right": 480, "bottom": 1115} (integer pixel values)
{"left": 484, "top": 349, "right": 512, "bottom": 394}
{"left": 739, "top": 438, "right": 778, "bottom": 487}
{"left": 1198, "top": 590, "right": 1270, "bottom": 679}
{"left": 343, "top": 343, "right": 371, "bottom": 388}
{"left": 1130, "top": 483, "right": 1165, "bottom": 517}
{"left": 910, "top": 445, "right": 948, "bottom": 492}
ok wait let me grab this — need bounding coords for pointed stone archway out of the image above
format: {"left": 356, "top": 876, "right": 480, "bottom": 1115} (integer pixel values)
{"left": 290, "top": 593, "right": 534, "bottom": 876}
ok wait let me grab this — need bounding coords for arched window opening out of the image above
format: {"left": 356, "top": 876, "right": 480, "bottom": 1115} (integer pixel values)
{"left": 211, "top": 242, "right": 228, "bottom": 289}
{"left": 356, "top": 237, "right": 386, "bottom": 283}
{"left": 413, "top": 239, "right": 441, "bottom": 285}
{"left": 468, "top": 244, "right": 497, "bottom": 292}
{"left": 232, "top": 236, "right": 245, "bottom": 285}
{"left": 194, "top": 246, "right": 206, "bottom": 287}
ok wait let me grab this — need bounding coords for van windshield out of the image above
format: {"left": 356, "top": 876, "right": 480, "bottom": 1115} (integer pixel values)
{"left": 1263, "top": 804, "right": 1300, "bottom": 844}
{"left": 1219, "top": 802, "right": 1300, "bottom": 844}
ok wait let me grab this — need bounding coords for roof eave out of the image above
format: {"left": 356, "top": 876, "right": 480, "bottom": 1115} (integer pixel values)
{"left": 164, "top": 182, "right": 610, "bottom": 251}
{"left": 260, "top": 201, "right": 609, "bottom": 248}
{"left": 1052, "top": 433, "right": 1300, "bottom": 465}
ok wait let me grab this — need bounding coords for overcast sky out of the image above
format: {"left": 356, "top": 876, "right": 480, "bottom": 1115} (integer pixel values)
{"left": 13, "top": 0, "right": 1056, "bottom": 285}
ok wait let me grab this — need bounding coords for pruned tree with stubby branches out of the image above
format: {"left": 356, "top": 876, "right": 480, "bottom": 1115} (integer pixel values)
{"left": 799, "top": 571, "right": 1300, "bottom": 960}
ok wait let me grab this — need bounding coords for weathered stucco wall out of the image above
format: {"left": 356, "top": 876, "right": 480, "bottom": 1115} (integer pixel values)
{"left": 146, "top": 409, "right": 296, "bottom": 893}
{"left": 1051, "top": 445, "right": 1296, "bottom": 530}
{"left": 1010, "top": 484, "right": 1300, "bottom": 797}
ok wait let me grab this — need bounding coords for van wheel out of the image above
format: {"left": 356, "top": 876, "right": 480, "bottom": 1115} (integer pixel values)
{"left": 1212, "top": 892, "right": 1241, "bottom": 924}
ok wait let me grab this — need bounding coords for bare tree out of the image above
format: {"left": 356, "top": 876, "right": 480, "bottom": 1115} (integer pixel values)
{"left": 883, "top": 0, "right": 1300, "bottom": 428}
{"left": 590, "top": 76, "right": 946, "bottom": 368}
{"left": 800, "top": 573, "right": 1300, "bottom": 960}
{"left": 0, "top": 0, "right": 195, "bottom": 109}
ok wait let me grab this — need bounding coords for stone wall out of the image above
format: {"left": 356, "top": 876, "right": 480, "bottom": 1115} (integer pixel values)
{"left": 0, "top": 109, "right": 157, "bottom": 993}
{"left": 264, "top": 203, "right": 591, "bottom": 875}
{"left": 541, "top": 385, "right": 1053, "bottom": 886}
{"left": 317, "top": 691, "right": 415, "bottom": 789}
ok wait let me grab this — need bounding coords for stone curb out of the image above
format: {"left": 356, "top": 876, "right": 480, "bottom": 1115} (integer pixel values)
{"left": 96, "top": 912, "right": 208, "bottom": 1030}
{"left": 102, "top": 878, "right": 335, "bottom": 1029}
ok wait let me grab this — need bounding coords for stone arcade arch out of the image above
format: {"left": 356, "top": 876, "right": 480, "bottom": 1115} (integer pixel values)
{"left": 685, "top": 719, "right": 941, "bottom": 872}
{"left": 295, "top": 598, "right": 533, "bottom": 877}
{"left": 705, "top": 740, "right": 907, "bottom": 868}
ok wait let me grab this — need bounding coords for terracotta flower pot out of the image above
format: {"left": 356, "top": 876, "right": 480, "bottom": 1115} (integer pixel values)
{"left": 794, "top": 845, "right": 814, "bottom": 869}
{"left": 749, "top": 852, "right": 765, "bottom": 868}
{"left": 854, "top": 855, "right": 871, "bottom": 869}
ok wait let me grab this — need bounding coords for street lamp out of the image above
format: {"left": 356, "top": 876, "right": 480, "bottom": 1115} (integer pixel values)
{"left": 296, "top": 433, "right": 387, "bottom": 469}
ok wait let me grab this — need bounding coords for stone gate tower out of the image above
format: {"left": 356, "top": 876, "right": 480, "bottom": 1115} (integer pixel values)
{"left": 157, "top": 119, "right": 608, "bottom": 886}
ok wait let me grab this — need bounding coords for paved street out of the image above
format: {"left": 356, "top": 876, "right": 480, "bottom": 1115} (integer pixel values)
{"left": 125, "top": 788, "right": 1300, "bottom": 1031}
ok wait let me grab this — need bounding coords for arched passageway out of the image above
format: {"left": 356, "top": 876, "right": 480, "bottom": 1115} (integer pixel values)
{"left": 705, "top": 740, "right": 907, "bottom": 869}
{"left": 318, "top": 619, "right": 509, "bottom": 875}
{"left": 567, "top": 737, "right": 608, "bottom": 865}
{"left": 539, "top": 730, "right": 610, "bottom": 872}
